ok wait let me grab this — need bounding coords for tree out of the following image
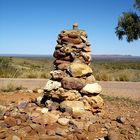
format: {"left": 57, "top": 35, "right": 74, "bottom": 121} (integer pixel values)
{"left": 134, "top": 0, "right": 140, "bottom": 10}
{"left": 115, "top": 0, "right": 140, "bottom": 42}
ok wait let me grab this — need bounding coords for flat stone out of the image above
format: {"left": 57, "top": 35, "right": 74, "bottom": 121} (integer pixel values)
{"left": 67, "top": 62, "right": 93, "bottom": 77}
{"left": 62, "top": 36, "right": 82, "bottom": 44}
{"left": 61, "top": 77, "right": 85, "bottom": 90}
{"left": 57, "top": 117, "right": 70, "bottom": 126}
{"left": 60, "top": 101, "right": 85, "bottom": 117}
{"left": 81, "top": 83, "right": 102, "bottom": 94}
{"left": 55, "top": 44, "right": 63, "bottom": 49}
{"left": 44, "top": 80, "right": 61, "bottom": 91}
{"left": 55, "top": 127, "right": 68, "bottom": 137}
{"left": 32, "top": 111, "right": 59, "bottom": 125}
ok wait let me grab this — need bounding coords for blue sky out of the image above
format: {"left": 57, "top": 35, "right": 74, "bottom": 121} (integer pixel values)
{"left": 0, "top": 0, "right": 140, "bottom": 56}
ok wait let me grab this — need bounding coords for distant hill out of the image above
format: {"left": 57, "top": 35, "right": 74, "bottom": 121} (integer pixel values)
{"left": 0, "top": 54, "right": 140, "bottom": 61}
{"left": 91, "top": 55, "right": 140, "bottom": 61}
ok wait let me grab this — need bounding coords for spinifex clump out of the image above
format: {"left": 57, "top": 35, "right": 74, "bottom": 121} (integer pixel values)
{"left": 43, "top": 23, "right": 104, "bottom": 116}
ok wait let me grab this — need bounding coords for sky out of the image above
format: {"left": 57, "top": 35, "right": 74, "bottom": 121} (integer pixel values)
{"left": 0, "top": 0, "right": 140, "bottom": 56}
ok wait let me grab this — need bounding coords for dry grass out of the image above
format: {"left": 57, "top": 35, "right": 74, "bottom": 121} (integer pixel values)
{"left": 0, "top": 56, "right": 140, "bottom": 81}
{"left": 0, "top": 83, "right": 26, "bottom": 92}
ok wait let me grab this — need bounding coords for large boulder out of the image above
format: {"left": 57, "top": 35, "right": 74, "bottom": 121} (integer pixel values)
{"left": 67, "top": 62, "right": 93, "bottom": 77}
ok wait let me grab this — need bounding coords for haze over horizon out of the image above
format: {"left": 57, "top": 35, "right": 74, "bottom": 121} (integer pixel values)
{"left": 0, "top": 0, "right": 140, "bottom": 56}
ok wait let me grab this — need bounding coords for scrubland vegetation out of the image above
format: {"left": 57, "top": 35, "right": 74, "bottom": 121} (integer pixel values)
{"left": 0, "top": 56, "right": 140, "bottom": 81}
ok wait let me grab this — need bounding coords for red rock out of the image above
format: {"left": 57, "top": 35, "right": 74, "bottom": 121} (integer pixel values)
{"left": 74, "top": 133, "right": 88, "bottom": 140}
{"left": 54, "top": 59, "right": 69, "bottom": 65}
{"left": 4, "top": 117, "right": 17, "bottom": 127}
{"left": 53, "top": 50, "right": 66, "bottom": 59}
{"left": 46, "top": 123, "right": 58, "bottom": 136}
{"left": 61, "top": 77, "right": 84, "bottom": 90}
{"left": 107, "top": 130, "right": 119, "bottom": 140}
{"left": 88, "top": 124, "right": 101, "bottom": 132}
{"left": 62, "top": 36, "right": 82, "bottom": 44}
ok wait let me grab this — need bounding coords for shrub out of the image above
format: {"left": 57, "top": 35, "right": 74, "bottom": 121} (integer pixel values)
{"left": 0, "top": 83, "right": 26, "bottom": 92}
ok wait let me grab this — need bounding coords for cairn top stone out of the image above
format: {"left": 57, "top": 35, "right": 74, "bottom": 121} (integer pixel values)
{"left": 73, "top": 23, "right": 78, "bottom": 30}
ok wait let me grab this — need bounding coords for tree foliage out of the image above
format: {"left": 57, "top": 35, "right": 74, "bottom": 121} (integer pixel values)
{"left": 115, "top": 12, "right": 140, "bottom": 42}
{"left": 115, "top": 0, "right": 140, "bottom": 42}
{"left": 134, "top": 0, "right": 140, "bottom": 10}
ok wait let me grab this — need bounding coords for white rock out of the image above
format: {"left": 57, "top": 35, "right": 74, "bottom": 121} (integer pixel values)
{"left": 12, "top": 135, "right": 21, "bottom": 140}
{"left": 36, "top": 96, "right": 43, "bottom": 106}
{"left": 50, "top": 70, "right": 64, "bottom": 80}
{"left": 58, "top": 117, "right": 70, "bottom": 126}
{"left": 41, "top": 107, "right": 48, "bottom": 114}
{"left": 81, "top": 83, "right": 102, "bottom": 94}
{"left": 44, "top": 80, "right": 61, "bottom": 91}
{"left": 60, "top": 101, "right": 85, "bottom": 117}
{"left": 37, "top": 89, "right": 44, "bottom": 94}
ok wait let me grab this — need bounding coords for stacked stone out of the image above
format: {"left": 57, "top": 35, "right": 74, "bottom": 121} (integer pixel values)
{"left": 43, "top": 23, "right": 104, "bottom": 116}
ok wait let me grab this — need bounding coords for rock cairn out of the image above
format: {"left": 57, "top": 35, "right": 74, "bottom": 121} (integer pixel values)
{"left": 42, "top": 23, "right": 104, "bottom": 116}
